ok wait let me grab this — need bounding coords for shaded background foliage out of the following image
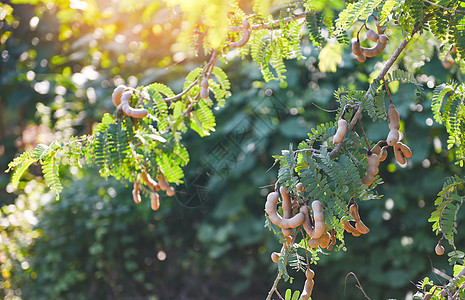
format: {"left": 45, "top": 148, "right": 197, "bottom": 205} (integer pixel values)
{"left": 1, "top": 1, "right": 464, "bottom": 299}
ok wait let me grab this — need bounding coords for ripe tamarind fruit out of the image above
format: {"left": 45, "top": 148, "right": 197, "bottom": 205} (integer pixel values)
{"left": 379, "top": 34, "right": 389, "bottom": 43}
{"left": 112, "top": 85, "right": 127, "bottom": 107}
{"left": 352, "top": 38, "right": 367, "bottom": 62}
{"left": 166, "top": 186, "right": 175, "bottom": 197}
{"left": 350, "top": 203, "right": 370, "bottom": 234}
{"left": 435, "top": 243, "right": 445, "bottom": 255}
{"left": 396, "top": 142, "right": 412, "bottom": 158}
{"left": 200, "top": 76, "right": 210, "bottom": 99}
{"left": 300, "top": 269, "right": 315, "bottom": 300}
{"left": 151, "top": 190, "right": 160, "bottom": 211}
{"left": 366, "top": 29, "right": 379, "bottom": 42}
{"left": 386, "top": 129, "right": 400, "bottom": 146}
{"left": 119, "top": 90, "right": 149, "bottom": 119}
{"left": 333, "top": 119, "right": 348, "bottom": 144}
{"left": 132, "top": 180, "right": 141, "bottom": 204}
{"left": 379, "top": 145, "right": 388, "bottom": 162}
{"left": 265, "top": 192, "right": 305, "bottom": 229}
{"left": 361, "top": 40, "right": 387, "bottom": 57}
{"left": 300, "top": 201, "right": 325, "bottom": 239}
{"left": 388, "top": 104, "right": 400, "bottom": 130}
{"left": 280, "top": 186, "right": 293, "bottom": 237}
{"left": 394, "top": 143, "right": 407, "bottom": 165}
{"left": 271, "top": 252, "right": 280, "bottom": 263}
{"left": 371, "top": 140, "right": 384, "bottom": 156}
{"left": 327, "top": 230, "right": 337, "bottom": 250}
{"left": 296, "top": 182, "right": 305, "bottom": 193}
{"left": 229, "top": 19, "right": 251, "bottom": 48}
{"left": 156, "top": 174, "right": 169, "bottom": 191}
{"left": 141, "top": 172, "right": 160, "bottom": 191}
{"left": 306, "top": 232, "right": 331, "bottom": 249}
{"left": 362, "top": 152, "right": 379, "bottom": 186}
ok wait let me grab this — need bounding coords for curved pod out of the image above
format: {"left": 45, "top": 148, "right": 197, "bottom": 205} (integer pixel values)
{"left": 265, "top": 192, "right": 305, "bottom": 229}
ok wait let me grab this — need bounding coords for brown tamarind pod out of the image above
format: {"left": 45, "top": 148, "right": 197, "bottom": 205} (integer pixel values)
{"left": 229, "top": 19, "right": 251, "bottom": 48}
{"left": 388, "top": 104, "right": 400, "bottom": 130}
{"left": 319, "top": 232, "right": 331, "bottom": 248}
{"left": 265, "top": 192, "right": 305, "bottom": 229}
{"left": 112, "top": 85, "right": 127, "bottom": 107}
{"left": 151, "top": 190, "right": 160, "bottom": 210}
{"left": 379, "top": 145, "right": 388, "bottom": 162}
{"left": 296, "top": 182, "right": 305, "bottom": 193}
{"left": 342, "top": 219, "right": 358, "bottom": 234}
{"left": 132, "top": 181, "right": 141, "bottom": 204}
{"left": 362, "top": 152, "right": 379, "bottom": 186}
{"left": 271, "top": 252, "right": 280, "bottom": 263}
{"left": 361, "top": 174, "right": 375, "bottom": 186}
{"left": 280, "top": 186, "right": 293, "bottom": 237}
{"left": 371, "top": 140, "right": 384, "bottom": 156}
{"left": 300, "top": 201, "right": 325, "bottom": 239}
{"left": 352, "top": 38, "right": 363, "bottom": 56}
{"left": 435, "top": 243, "right": 445, "bottom": 255}
{"left": 301, "top": 278, "right": 314, "bottom": 300}
{"left": 349, "top": 203, "right": 370, "bottom": 234}
{"left": 366, "top": 29, "right": 379, "bottom": 42}
{"left": 200, "top": 76, "right": 209, "bottom": 88}
{"left": 376, "top": 20, "right": 386, "bottom": 34}
{"left": 379, "top": 34, "right": 389, "bottom": 44}
{"left": 156, "top": 174, "right": 169, "bottom": 191}
{"left": 141, "top": 172, "right": 160, "bottom": 191}
{"left": 394, "top": 142, "right": 407, "bottom": 165}
{"left": 386, "top": 129, "right": 399, "bottom": 146}
{"left": 356, "top": 54, "right": 367, "bottom": 63}
{"left": 120, "top": 90, "right": 149, "bottom": 119}
{"left": 333, "top": 119, "right": 348, "bottom": 144}
{"left": 327, "top": 230, "right": 337, "bottom": 250}
{"left": 166, "top": 186, "right": 175, "bottom": 197}
{"left": 397, "top": 142, "right": 412, "bottom": 158}
{"left": 361, "top": 41, "right": 387, "bottom": 57}
{"left": 200, "top": 87, "right": 209, "bottom": 99}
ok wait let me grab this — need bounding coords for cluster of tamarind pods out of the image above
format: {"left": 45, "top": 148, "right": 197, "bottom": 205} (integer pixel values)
{"left": 265, "top": 183, "right": 369, "bottom": 299}
{"left": 133, "top": 172, "right": 175, "bottom": 211}
{"left": 352, "top": 23, "right": 388, "bottom": 62}
{"left": 112, "top": 85, "right": 149, "bottom": 119}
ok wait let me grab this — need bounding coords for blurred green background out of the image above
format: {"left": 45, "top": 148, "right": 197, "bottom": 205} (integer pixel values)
{"left": 1, "top": 1, "right": 464, "bottom": 299}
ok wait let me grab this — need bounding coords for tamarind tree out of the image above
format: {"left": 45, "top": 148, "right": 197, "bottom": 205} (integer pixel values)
{"left": 3, "top": 0, "right": 465, "bottom": 299}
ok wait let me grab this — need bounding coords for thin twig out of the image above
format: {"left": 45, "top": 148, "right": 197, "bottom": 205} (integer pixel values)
{"left": 422, "top": 0, "right": 465, "bottom": 13}
{"left": 163, "top": 79, "right": 199, "bottom": 102}
{"left": 357, "top": 119, "right": 370, "bottom": 150}
{"left": 230, "top": 11, "right": 310, "bottom": 32}
{"left": 294, "top": 148, "right": 321, "bottom": 154}
{"left": 384, "top": 80, "right": 393, "bottom": 105}
{"left": 344, "top": 272, "right": 372, "bottom": 300}
{"left": 312, "top": 102, "right": 339, "bottom": 113}
{"left": 329, "top": 19, "right": 425, "bottom": 158}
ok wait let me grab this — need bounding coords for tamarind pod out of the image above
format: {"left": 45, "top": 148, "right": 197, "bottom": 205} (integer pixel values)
{"left": 166, "top": 186, "right": 175, "bottom": 197}
{"left": 379, "top": 145, "right": 388, "bottom": 162}
{"left": 355, "top": 220, "right": 370, "bottom": 234}
{"left": 360, "top": 41, "right": 387, "bottom": 57}
{"left": 371, "top": 140, "right": 383, "bottom": 156}
{"left": 132, "top": 181, "right": 141, "bottom": 204}
{"left": 327, "top": 230, "right": 336, "bottom": 250}
{"left": 280, "top": 186, "right": 293, "bottom": 237}
{"left": 379, "top": 34, "right": 389, "bottom": 44}
{"left": 333, "top": 119, "right": 348, "bottom": 143}
{"left": 285, "top": 235, "right": 292, "bottom": 245}
{"left": 300, "top": 201, "right": 325, "bottom": 239}
{"left": 376, "top": 21, "right": 386, "bottom": 34}
{"left": 151, "top": 191, "right": 160, "bottom": 211}
{"left": 300, "top": 279, "right": 314, "bottom": 300}
{"left": 367, "top": 165, "right": 379, "bottom": 176}
{"left": 366, "top": 29, "right": 379, "bottom": 42}
{"left": 397, "top": 142, "right": 412, "bottom": 158}
{"left": 356, "top": 54, "right": 367, "bottom": 63}
{"left": 361, "top": 173, "right": 375, "bottom": 186}
{"left": 319, "top": 232, "right": 331, "bottom": 248}
{"left": 394, "top": 143, "right": 407, "bottom": 165}
{"left": 156, "top": 174, "right": 169, "bottom": 191}
{"left": 352, "top": 38, "right": 363, "bottom": 56}
{"left": 349, "top": 203, "right": 360, "bottom": 221}
{"left": 296, "top": 182, "right": 305, "bottom": 193}
{"left": 141, "top": 172, "right": 160, "bottom": 191}
{"left": 112, "top": 85, "right": 127, "bottom": 107}
{"left": 306, "top": 268, "right": 315, "bottom": 280}
{"left": 199, "top": 87, "right": 209, "bottom": 99}
{"left": 229, "top": 19, "right": 251, "bottom": 48}
{"left": 200, "top": 77, "right": 209, "bottom": 88}
{"left": 265, "top": 192, "right": 305, "bottom": 228}
{"left": 342, "top": 220, "right": 358, "bottom": 234}
{"left": 367, "top": 152, "right": 380, "bottom": 168}
{"left": 435, "top": 243, "right": 445, "bottom": 255}
{"left": 386, "top": 129, "right": 399, "bottom": 146}
{"left": 351, "top": 230, "right": 361, "bottom": 237}
{"left": 120, "top": 90, "right": 149, "bottom": 119}
{"left": 388, "top": 104, "right": 400, "bottom": 130}
{"left": 271, "top": 252, "right": 280, "bottom": 263}
{"left": 307, "top": 237, "right": 320, "bottom": 248}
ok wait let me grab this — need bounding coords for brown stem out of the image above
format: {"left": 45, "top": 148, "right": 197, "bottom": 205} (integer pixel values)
{"left": 344, "top": 272, "right": 372, "bottom": 300}
{"left": 357, "top": 119, "right": 370, "bottom": 150}
{"left": 422, "top": 0, "right": 465, "bottom": 13}
{"left": 384, "top": 80, "right": 393, "bottom": 105}
{"left": 230, "top": 11, "right": 310, "bottom": 32}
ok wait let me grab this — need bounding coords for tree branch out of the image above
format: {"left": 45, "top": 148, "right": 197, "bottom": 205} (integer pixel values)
{"left": 422, "top": 0, "right": 465, "bottom": 13}
{"left": 329, "top": 21, "right": 424, "bottom": 158}
{"left": 230, "top": 11, "right": 310, "bottom": 32}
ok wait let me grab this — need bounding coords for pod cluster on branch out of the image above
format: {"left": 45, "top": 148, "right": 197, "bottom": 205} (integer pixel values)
{"left": 342, "top": 203, "right": 370, "bottom": 237}
{"left": 112, "top": 85, "right": 148, "bottom": 119}
{"left": 352, "top": 25, "right": 389, "bottom": 62}
{"left": 229, "top": 19, "right": 251, "bottom": 49}
{"left": 132, "top": 172, "right": 176, "bottom": 211}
